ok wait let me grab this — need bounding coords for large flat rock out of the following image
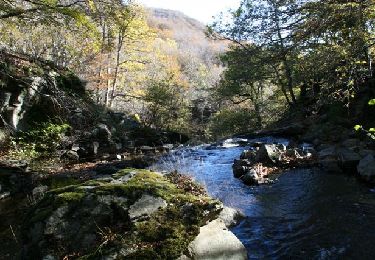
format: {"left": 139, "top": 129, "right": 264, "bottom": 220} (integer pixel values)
{"left": 188, "top": 219, "right": 247, "bottom": 260}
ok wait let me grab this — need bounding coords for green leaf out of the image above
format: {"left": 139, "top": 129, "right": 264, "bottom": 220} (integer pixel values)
{"left": 354, "top": 125, "right": 362, "bottom": 131}
{"left": 369, "top": 128, "right": 375, "bottom": 133}
{"left": 369, "top": 99, "right": 375, "bottom": 106}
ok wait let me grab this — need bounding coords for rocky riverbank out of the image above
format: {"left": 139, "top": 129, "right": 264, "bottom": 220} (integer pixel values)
{"left": 231, "top": 123, "right": 375, "bottom": 186}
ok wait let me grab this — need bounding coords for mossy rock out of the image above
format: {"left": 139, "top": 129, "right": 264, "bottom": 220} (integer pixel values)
{"left": 22, "top": 169, "right": 221, "bottom": 259}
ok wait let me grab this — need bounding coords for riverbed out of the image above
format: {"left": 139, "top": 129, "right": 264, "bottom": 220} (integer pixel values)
{"left": 151, "top": 139, "right": 375, "bottom": 259}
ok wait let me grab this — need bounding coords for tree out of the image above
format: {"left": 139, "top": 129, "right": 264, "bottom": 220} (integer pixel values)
{"left": 217, "top": 44, "right": 272, "bottom": 127}
{"left": 209, "top": 0, "right": 305, "bottom": 106}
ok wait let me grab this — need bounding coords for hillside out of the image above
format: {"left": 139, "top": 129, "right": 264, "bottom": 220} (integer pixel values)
{"left": 147, "top": 8, "right": 227, "bottom": 65}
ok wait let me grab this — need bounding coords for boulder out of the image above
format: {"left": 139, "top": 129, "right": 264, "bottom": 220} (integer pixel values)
{"left": 241, "top": 170, "right": 259, "bottom": 185}
{"left": 357, "top": 155, "right": 375, "bottom": 183}
{"left": 188, "top": 219, "right": 247, "bottom": 260}
{"left": 337, "top": 148, "right": 361, "bottom": 173}
{"left": 32, "top": 185, "right": 49, "bottom": 202}
{"left": 218, "top": 207, "right": 245, "bottom": 228}
{"left": 61, "top": 150, "right": 79, "bottom": 161}
{"left": 318, "top": 146, "right": 337, "bottom": 159}
{"left": 240, "top": 150, "right": 256, "bottom": 161}
{"left": 255, "top": 144, "right": 281, "bottom": 164}
{"left": 22, "top": 169, "right": 222, "bottom": 259}
{"left": 318, "top": 146, "right": 341, "bottom": 173}
{"left": 92, "top": 123, "right": 112, "bottom": 142}
{"left": 232, "top": 159, "right": 252, "bottom": 178}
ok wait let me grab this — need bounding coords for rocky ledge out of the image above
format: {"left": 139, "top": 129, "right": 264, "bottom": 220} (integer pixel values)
{"left": 316, "top": 138, "right": 375, "bottom": 184}
{"left": 21, "top": 169, "right": 246, "bottom": 259}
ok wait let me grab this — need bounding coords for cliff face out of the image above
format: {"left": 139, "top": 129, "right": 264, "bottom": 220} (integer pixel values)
{"left": 0, "top": 52, "right": 90, "bottom": 133}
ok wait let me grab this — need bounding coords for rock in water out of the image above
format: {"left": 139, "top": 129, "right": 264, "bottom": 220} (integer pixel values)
{"left": 255, "top": 144, "right": 281, "bottom": 164}
{"left": 357, "top": 155, "right": 375, "bottom": 183}
{"left": 218, "top": 207, "right": 245, "bottom": 228}
{"left": 188, "top": 219, "right": 247, "bottom": 260}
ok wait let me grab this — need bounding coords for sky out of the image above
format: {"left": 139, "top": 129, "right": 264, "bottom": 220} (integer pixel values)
{"left": 137, "top": 0, "right": 241, "bottom": 24}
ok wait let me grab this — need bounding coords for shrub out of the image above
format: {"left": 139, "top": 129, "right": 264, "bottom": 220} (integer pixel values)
{"left": 11, "top": 122, "right": 70, "bottom": 159}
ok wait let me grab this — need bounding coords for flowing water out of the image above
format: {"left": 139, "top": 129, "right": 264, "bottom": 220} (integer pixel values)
{"left": 151, "top": 138, "right": 375, "bottom": 259}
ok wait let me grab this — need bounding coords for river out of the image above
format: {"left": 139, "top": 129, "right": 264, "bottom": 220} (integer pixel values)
{"left": 150, "top": 138, "right": 375, "bottom": 259}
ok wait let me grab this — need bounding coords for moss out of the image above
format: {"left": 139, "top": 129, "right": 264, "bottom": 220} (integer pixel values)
{"left": 49, "top": 177, "right": 81, "bottom": 189}
{"left": 49, "top": 185, "right": 78, "bottom": 194}
{"left": 57, "top": 191, "right": 85, "bottom": 202}
{"left": 29, "top": 207, "right": 54, "bottom": 223}
{"left": 24, "top": 168, "right": 221, "bottom": 260}
{"left": 126, "top": 248, "right": 162, "bottom": 260}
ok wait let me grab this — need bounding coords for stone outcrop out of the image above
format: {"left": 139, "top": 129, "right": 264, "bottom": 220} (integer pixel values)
{"left": 21, "top": 169, "right": 246, "bottom": 259}
{"left": 316, "top": 139, "right": 375, "bottom": 181}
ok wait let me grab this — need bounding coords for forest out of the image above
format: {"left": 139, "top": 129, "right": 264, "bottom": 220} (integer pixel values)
{"left": 0, "top": 0, "right": 375, "bottom": 259}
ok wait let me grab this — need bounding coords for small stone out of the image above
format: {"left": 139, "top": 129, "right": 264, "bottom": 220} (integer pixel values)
{"left": 32, "top": 185, "right": 49, "bottom": 202}
{"left": 129, "top": 195, "right": 167, "bottom": 220}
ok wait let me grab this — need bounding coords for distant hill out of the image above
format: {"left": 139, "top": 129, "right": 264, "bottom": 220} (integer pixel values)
{"left": 147, "top": 8, "right": 227, "bottom": 58}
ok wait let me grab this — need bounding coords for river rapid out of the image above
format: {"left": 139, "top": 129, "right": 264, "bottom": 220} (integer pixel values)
{"left": 150, "top": 138, "right": 375, "bottom": 259}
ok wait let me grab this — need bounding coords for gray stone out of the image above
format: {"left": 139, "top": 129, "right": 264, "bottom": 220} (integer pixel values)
{"left": 111, "top": 171, "right": 137, "bottom": 184}
{"left": 32, "top": 185, "right": 49, "bottom": 202}
{"left": 218, "top": 207, "right": 245, "bottom": 228}
{"left": 240, "top": 150, "right": 256, "bottom": 161}
{"left": 62, "top": 150, "right": 79, "bottom": 161}
{"left": 93, "top": 142, "right": 100, "bottom": 155}
{"left": 232, "top": 159, "right": 252, "bottom": 178}
{"left": 241, "top": 170, "right": 259, "bottom": 185}
{"left": 44, "top": 206, "right": 69, "bottom": 238}
{"left": 357, "top": 155, "right": 375, "bottom": 183}
{"left": 98, "top": 195, "right": 128, "bottom": 210}
{"left": 256, "top": 144, "right": 281, "bottom": 164}
{"left": 129, "top": 194, "right": 167, "bottom": 220}
{"left": 337, "top": 148, "right": 361, "bottom": 172}
{"left": 92, "top": 123, "right": 112, "bottom": 142}
{"left": 188, "top": 219, "right": 247, "bottom": 260}
{"left": 318, "top": 146, "right": 337, "bottom": 159}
